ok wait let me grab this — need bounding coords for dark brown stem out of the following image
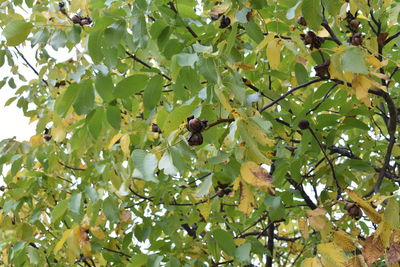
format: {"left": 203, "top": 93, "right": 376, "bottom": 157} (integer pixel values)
{"left": 309, "top": 128, "right": 341, "bottom": 199}
{"left": 265, "top": 218, "right": 275, "bottom": 267}
{"left": 14, "top": 47, "right": 48, "bottom": 86}
{"left": 259, "top": 78, "right": 325, "bottom": 113}
{"left": 321, "top": 19, "right": 342, "bottom": 46}
{"left": 167, "top": 1, "right": 199, "bottom": 40}
{"left": 58, "top": 161, "right": 86, "bottom": 171}
{"left": 102, "top": 247, "right": 131, "bottom": 258}
{"left": 364, "top": 89, "right": 397, "bottom": 197}
{"left": 125, "top": 51, "right": 172, "bottom": 81}
{"left": 384, "top": 31, "right": 400, "bottom": 46}
{"left": 206, "top": 118, "right": 235, "bottom": 129}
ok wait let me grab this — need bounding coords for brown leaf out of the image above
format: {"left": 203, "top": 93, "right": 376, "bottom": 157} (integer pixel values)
{"left": 362, "top": 235, "right": 384, "bottom": 265}
{"left": 388, "top": 230, "right": 400, "bottom": 264}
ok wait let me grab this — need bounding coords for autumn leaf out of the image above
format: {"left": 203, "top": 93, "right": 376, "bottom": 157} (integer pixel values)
{"left": 362, "top": 235, "right": 384, "bottom": 266}
{"left": 345, "top": 189, "right": 382, "bottom": 224}
{"left": 266, "top": 38, "right": 282, "bottom": 70}
{"left": 238, "top": 179, "right": 255, "bottom": 215}
{"left": 333, "top": 230, "right": 356, "bottom": 252}
{"left": 318, "top": 242, "right": 349, "bottom": 266}
{"left": 240, "top": 161, "right": 275, "bottom": 194}
{"left": 301, "top": 257, "right": 322, "bottom": 267}
{"left": 352, "top": 74, "right": 371, "bottom": 106}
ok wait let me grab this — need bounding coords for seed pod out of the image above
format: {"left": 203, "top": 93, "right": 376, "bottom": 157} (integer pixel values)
{"left": 298, "top": 120, "right": 310, "bottom": 130}
{"left": 344, "top": 203, "right": 363, "bottom": 220}
{"left": 188, "top": 133, "right": 203, "bottom": 146}
{"left": 314, "top": 60, "right": 330, "bottom": 78}
{"left": 350, "top": 33, "right": 363, "bottom": 46}
{"left": 297, "top": 16, "right": 307, "bottom": 26}
{"left": 58, "top": 1, "right": 65, "bottom": 8}
{"left": 219, "top": 15, "right": 231, "bottom": 29}
{"left": 349, "top": 19, "right": 360, "bottom": 31}
{"left": 151, "top": 123, "right": 162, "bottom": 133}
{"left": 80, "top": 17, "right": 92, "bottom": 26}
{"left": 44, "top": 135, "right": 52, "bottom": 141}
{"left": 72, "top": 15, "right": 81, "bottom": 24}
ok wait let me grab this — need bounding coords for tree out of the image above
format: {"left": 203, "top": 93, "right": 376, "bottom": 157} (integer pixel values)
{"left": 0, "top": 0, "right": 400, "bottom": 265}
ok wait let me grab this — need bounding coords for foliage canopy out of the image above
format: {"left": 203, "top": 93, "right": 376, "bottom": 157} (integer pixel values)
{"left": 1, "top": 0, "right": 400, "bottom": 266}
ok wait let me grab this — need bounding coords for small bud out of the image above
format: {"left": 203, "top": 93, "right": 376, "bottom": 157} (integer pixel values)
{"left": 298, "top": 120, "right": 310, "bottom": 130}
{"left": 151, "top": 123, "right": 162, "bottom": 133}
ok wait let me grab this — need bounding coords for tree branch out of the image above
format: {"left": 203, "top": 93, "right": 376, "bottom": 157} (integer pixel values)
{"left": 364, "top": 89, "right": 397, "bottom": 197}
{"left": 266, "top": 218, "right": 275, "bottom": 267}
{"left": 125, "top": 51, "right": 172, "bottom": 81}
{"left": 384, "top": 31, "right": 400, "bottom": 46}
{"left": 14, "top": 47, "right": 48, "bottom": 86}
{"left": 259, "top": 78, "right": 325, "bottom": 113}
{"left": 206, "top": 118, "right": 235, "bottom": 129}
{"left": 321, "top": 19, "right": 342, "bottom": 46}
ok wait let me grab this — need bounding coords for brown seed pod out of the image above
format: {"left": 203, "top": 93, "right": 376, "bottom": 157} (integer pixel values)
{"left": 151, "top": 123, "right": 162, "bottom": 133}
{"left": 186, "top": 117, "right": 207, "bottom": 133}
{"left": 344, "top": 203, "right": 363, "bottom": 220}
{"left": 303, "top": 31, "right": 324, "bottom": 49}
{"left": 44, "top": 135, "right": 52, "bottom": 141}
{"left": 219, "top": 15, "right": 231, "bottom": 29}
{"left": 314, "top": 60, "right": 330, "bottom": 78}
{"left": 80, "top": 17, "right": 92, "bottom": 26}
{"left": 298, "top": 120, "right": 310, "bottom": 130}
{"left": 297, "top": 16, "right": 307, "bottom": 26}
{"left": 349, "top": 19, "right": 360, "bottom": 31}
{"left": 72, "top": 15, "right": 81, "bottom": 24}
{"left": 188, "top": 132, "right": 203, "bottom": 146}
{"left": 350, "top": 33, "right": 363, "bottom": 46}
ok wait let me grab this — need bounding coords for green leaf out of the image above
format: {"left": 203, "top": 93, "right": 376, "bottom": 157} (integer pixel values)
{"left": 103, "top": 196, "right": 120, "bottom": 223}
{"left": 31, "top": 28, "right": 50, "bottom": 46}
{"left": 176, "top": 53, "right": 199, "bottom": 68}
{"left": 88, "top": 31, "right": 103, "bottom": 64}
{"left": 88, "top": 108, "right": 105, "bottom": 139}
{"left": 55, "top": 83, "right": 79, "bottom": 117}
{"left": 198, "top": 57, "right": 218, "bottom": 83}
{"left": 244, "top": 20, "right": 264, "bottom": 43}
{"left": 95, "top": 74, "right": 114, "bottom": 102}
{"left": 301, "top": 0, "right": 322, "bottom": 30}
{"left": 3, "top": 20, "right": 33, "bottom": 46}
{"left": 384, "top": 197, "right": 399, "bottom": 228}
{"left": 132, "top": 150, "right": 158, "bottom": 183}
{"left": 341, "top": 47, "right": 368, "bottom": 74}
{"left": 73, "top": 80, "right": 95, "bottom": 115}
{"left": 236, "top": 243, "right": 251, "bottom": 263}
{"left": 264, "top": 196, "right": 284, "bottom": 221}
{"left": 213, "top": 229, "right": 236, "bottom": 256}
{"left": 50, "top": 31, "right": 67, "bottom": 50}
{"left": 51, "top": 199, "right": 69, "bottom": 223}
{"left": 106, "top": 105, "right": 121, "bottom": 130}
{"left": 69, "top": 192, "right": 82, "bottom": 214}
{"left": 113, "top": 75, "right": 149, "bottom": 98}
{"left": 195, "top": 175, "right": 213, "bottom": 198}
{"left": 144, "top": 75, "right": 163, "bottom": 113}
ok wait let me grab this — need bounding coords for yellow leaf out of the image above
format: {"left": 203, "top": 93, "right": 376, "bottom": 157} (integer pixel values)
{"left": 345, "top": 189, "right": 382, "bottom": 224}
{"left": 375, "top": 221, "right": 391, "bottom": 248}
{"left": 210, "top": 3, "right": 230, "bottom": 16}
{"left": 240, "top": 161, "right": 275, "bottom": 194}
{"left": 308, "top": 215, "right": 327, "bottom": 231}
{"left": 345, "top": 256, "right": 366, "bottom": 267}
{"left": 307, "top": 208, "right": 326, "bottom": 217}
{"left": 352, "top": 74, "right": 371, "bottom": 106}
{"left": 53, "top": 124, "right": 66, "bottom": 142}
{"left": 120, "top": 134, "right": 130, "bottom": 157}
{"left": 333, "top": 230, "right": 356, "bottom": 251}
{"left": 238, "top": 180, "right": 255, "bottom": 215}
{"left": 70, "top": 0, "right": 87, "bottom": 12}
{"left": 107, "top": 133, "right": 122, "bottom": 149}
{"left": 30, "top": 135, "right": 43, "bottom": 147}
{"left": 67, "top": 227, "right": 81, "bottom": 263}
{"left": 54, "top": 229, "right": 73, "bottom": 254}
{"left": 234, "top": 238, "right": 246, "bottom": 246}
{"left": 318, "top": 242, "right": 349, "bottom": 266}
{"left": 301, "top": 257, "right": 323, "bottom": 267}
{"left": 244, "top": 120, "right": 274, "bottom": 147}
{"left": 298, "top": 218, "right": 309, "bottom": 239}
{"left": 266, "top": 39, "right": 282, "bottom": 70}
{"left": 198, "top": 201, "right": 211, "bottom": 221}
{"left": 365, "top": 55, "right": 384, "bottom": 69}
{"left": 90, "top": 226, "right": 106, "bottom": 240}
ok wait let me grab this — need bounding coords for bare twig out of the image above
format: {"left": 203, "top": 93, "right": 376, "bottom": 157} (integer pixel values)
{"left": 58, "top": 161, "right": 86, "bottom": 171}
{"left": 364, "top": 89, "right": 397, "bottom": 197}
{"left": 125, "top": 51, "right": 172, "bottom": 81}
{"left": 14, "top": 47, "right": 48, "bottom": 86}
{"left": 306, "top": 82, "right": 338, "bottom": 115}
{"left": 259, "top": 78, "right": 325, "bottom": 113}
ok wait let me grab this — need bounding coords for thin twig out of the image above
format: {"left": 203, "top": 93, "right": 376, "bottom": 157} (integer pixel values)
{"left": 384, "top": 31, "right": 400, "bottom": 46}
{"left": 309, "top": 128, "right": 341, "bottom": 199}
{"left": 306, "top": 83, "right": 338, "bottom": 115}
{"left": 265, "top": 218, "right": 275, "bottom": 267}
{"left": 206, "top": 118, "right": 235, "bottom": 129}
{"left": 321, "top": 19, "right": 342, "bottom": 46}
{"left": 14, "top": 47, "right": 49, "bottom": 86}
{"left": 259, "top": 78, "right": 325, "bottom": 113}
{"left": 58, "top": 161, "right": 86, "bottom": 171}
{"left": 125, "top": 51, "right": 172, "bottom": 81}
{"left": 364, "top": 89, "right": 397, "bottom": 197}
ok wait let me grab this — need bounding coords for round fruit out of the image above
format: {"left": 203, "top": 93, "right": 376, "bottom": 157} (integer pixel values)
{"left": 298, "top": 120, "right": 310, "bottom": 130}
{"left": 188, "top": 133, "right": 203, "bottom": 146}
